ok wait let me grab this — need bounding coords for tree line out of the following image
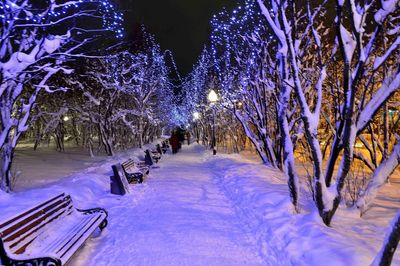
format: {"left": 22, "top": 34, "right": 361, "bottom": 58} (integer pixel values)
{"left": 181, "top": 0, "right": 399, "bottom": 264}
{"left": 0, "top": 1, "right": 174, "bottom": 192}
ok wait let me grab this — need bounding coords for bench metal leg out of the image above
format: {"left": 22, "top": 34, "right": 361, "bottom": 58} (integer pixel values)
{"left": 99, "top": 219, "right": 108, "bottom": 231}
{"left": 3, "top": 256, "right": 62, "bottom": 266}
{"left": 1, "top": 239, "right": 62, "bottom": 266}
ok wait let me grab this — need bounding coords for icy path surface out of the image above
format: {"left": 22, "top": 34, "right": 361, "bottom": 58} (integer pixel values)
{"left": 76, "top": 145, "right": 265, "bottom": 265}
{"left": 2, "top": 143, "right": 399, "bottom": 265}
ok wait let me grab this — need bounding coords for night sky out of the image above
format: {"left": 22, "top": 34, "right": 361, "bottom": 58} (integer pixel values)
{"left": 116, "top": 0, "right": 237, "bottom": 75}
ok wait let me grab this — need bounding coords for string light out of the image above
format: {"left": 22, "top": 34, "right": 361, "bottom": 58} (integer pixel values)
{"left": 0, "top": 0, "right": 124, "bottom": 38}
{"left": 210, "top": 0, "right": 274, "bottom": 77}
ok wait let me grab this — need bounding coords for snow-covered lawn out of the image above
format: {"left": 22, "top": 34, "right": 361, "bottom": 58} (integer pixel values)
{"left": 1, "top": 143, "right": 399, "bottom": 265}
{"left": 11, "top": 144, "right": 109, "bottom": 191}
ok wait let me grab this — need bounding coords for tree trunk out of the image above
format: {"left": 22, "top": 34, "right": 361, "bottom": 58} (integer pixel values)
{"left": 321, "top": 126, "right": 357, "bottom": 225}
{"left": 278, "top": 102, "right": 300, "bottom": 212}
{"left": 383, "top": 103, "right": 389, "bottom": 162}
{"left": 325, "top": 136, "right": 342, "bottom": 186}
{"left": 235, "top": 111, "right": 271, "bottom": 164}
{"left": 372, "top": 211, "right": 400, "bottom": 266}
{"left": 356, "top": 142, "right": 400, "bottom": 214}
{"left": 0, "top": 143, "right": 14, "bottom": 192}
{"left": 277, "top": 50, "right": 299, "bottom": 212}
{"left": 99, "top": 124, "right": 114, "bottom": 156}
{"left": 72, "top": 119, "right": 80, "bottom": 146}
{"left": 139, "top": 118, "right": 144, "bottom": 148}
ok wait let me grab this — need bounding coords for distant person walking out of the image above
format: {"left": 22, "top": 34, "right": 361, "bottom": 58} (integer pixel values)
{"left": 186, "top": 131, "right": 191, "bottom": 145}
{"left": 170, "top": 131, "right": 179, "bottom": 154}
{"left": 177, "top": 126, "right": 185, "bottom": 151}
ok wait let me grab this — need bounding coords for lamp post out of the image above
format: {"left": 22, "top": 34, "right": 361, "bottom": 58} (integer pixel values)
{"left": 208, "top": 90, "right": 218, "bottom": 155}
{"left": 193, "top": 111, "right": 200, "bottom": 120}
{"left": 193, "top": 112, "right": 200, "bottom": 143}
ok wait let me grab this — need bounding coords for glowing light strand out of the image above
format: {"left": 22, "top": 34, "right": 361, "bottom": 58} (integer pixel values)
{"left": 210, "top": 0, "right": 273, "bottom": 77}
{"left": 0, "top": 0, "right": 124, "bottom": 38}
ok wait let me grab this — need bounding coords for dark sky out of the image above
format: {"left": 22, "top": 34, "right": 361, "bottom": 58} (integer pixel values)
{"left": 117, "top": 0, "right": 237, "bottom": 75}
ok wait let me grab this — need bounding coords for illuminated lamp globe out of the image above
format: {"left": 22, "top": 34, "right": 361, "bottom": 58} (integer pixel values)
{"left": 208, "top": 90, "right": 218, "bottom": 103}
{"left": 193, "top": 112, "right": 200, "bottom": 120}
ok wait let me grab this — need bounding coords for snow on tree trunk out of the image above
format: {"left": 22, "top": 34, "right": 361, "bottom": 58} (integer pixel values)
{"left": 372, "top": 211, "right": 400, "bottom": 266}
{"left": 99, "top": 123, "right": 114, "bottom": 156}
{"left": 256, "top": 0, "right": 302, "bottom": 212}
{"left": 235, "top": 111, "right": 270, "bottom": 164}
{"left": 278, "top": 85, "right": 300, "bottom": 212}
{"left": 139, "top": 117, "right": 144, "bottom": 148}
{"left": 0, "top": 143, "right": 13, "bottom": 192}
{"left": 357, "top": 142, "right": 400, "bottom": 214}
{"left": 324, "top": 136, "right": 343, "bottom": 187}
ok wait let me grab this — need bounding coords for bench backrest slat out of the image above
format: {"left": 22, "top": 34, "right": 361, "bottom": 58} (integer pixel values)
{"left": 144, "top": 150, "right": 154, "bottom": 166}
{"left": 57, "top": 214, "right": 102, "bottom": 258}
{"left": 122, "top": 159, "right": 135, "bottom": 170}
{"left": 0, "top": 193, "right": 73, "bottom": 255}
{"left": 3, "top": 197, "right": 71, "bottom": 241}
{"left": 6, "top": 199, "right": 72, "bottom": 248}
{"left": 11, "top": 204, "right": 73, "bottom": 255}
{"left": 156, "top": 144, "right": 162, "bottom": 154}
{"left": 0, "top": 193, "right": 65, "bottom": 232}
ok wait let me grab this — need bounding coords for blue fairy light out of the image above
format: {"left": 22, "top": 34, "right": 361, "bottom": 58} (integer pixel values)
{"left": 210, "top": 0, "right": 274, "bottom": 77}
{"left": 0, "top": 0, "right": 124, "bottom": 39}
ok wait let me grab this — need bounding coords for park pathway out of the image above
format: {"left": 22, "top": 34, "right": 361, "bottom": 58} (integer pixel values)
{"left": 5, "top": 141, "right": 400, "bottom": 265}
{"left": 8, "top": 142, "right": 398, "bottom": 265}
{"left": 82, "top": 144, "right": 264, "bottom": 266}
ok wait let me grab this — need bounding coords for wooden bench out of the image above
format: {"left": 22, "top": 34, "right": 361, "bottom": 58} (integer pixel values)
{"left": 0, "top": 193, "right": 108, "bottom": 266}
{"left": 151, "top": 147, "right": 162, "bottom": 160}
{"left": 110, "top": 164, "right": 131, "bottom": 195}
{"left": 156, "top": 144, "right": 163, "bottom": 155}
{"left": 121, "top": 159, "right": 150, "bottom": 184}
{"left": 145, "top": 149, "right": 161, "bottom": 166}
{"left": 161, "top": 141, "right": 169, "bottom": 154}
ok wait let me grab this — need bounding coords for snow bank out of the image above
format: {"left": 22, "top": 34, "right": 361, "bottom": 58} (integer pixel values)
{"left": 0, "top": 143, "right": 399, "bottom": 265}
{"left": 204, "top": 151, "right": 399, "bottom": 265}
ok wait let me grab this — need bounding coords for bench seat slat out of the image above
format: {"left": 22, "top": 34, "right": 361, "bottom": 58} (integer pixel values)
{"left": 9, "top": 212, "right": 104, "bottom": 264}
{"left": 58, "top": 214, "right": 105, "bottom": 264}
{"left": 53, "top": 214, "right": 95, "bottom": 255}
{"left": 36, "top": 212, "right": 93, "bottom": 255}
{"left": 0, "top": 194, "right": 107, "bottom": 265}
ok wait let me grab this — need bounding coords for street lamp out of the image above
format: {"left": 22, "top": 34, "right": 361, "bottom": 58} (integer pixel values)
{"left": 208, "top": 90, "right": 218, "bottom": 155}
{"left": 208, "top": 90, "right": 218, "bottom": 103}
{"left": 193, "top": 112, "right": 200, "bottom": 120}
{"left": 193, "top": 112, "right": 200, "bottom": 143}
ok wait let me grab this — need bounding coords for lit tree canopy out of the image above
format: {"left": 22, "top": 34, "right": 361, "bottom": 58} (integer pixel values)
{"left": 0, "top": 0, "right": 124, "bottom": 191}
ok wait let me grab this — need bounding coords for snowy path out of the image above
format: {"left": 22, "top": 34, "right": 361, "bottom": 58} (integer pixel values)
{"left": 2, "top": 143, "right": 399, "bottom": 265}
{"left": 76, "top": 145, "right": 264, "bottom": 265}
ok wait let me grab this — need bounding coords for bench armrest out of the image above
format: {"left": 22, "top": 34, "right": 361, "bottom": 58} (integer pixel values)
{"left": 0, "top": 240, "right": 62, "bottom": 266}
{"left": 76, "top": 207, "right": 108, "bottom": 218}
{"left": 76, "top": 207, "right": 108, "bottom": 230}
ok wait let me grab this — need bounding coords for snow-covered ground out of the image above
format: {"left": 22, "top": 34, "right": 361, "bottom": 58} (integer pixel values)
{"left": 11, "top": 143, "right": 109, "bottom": 191}
{"left": 1, "top": 143, "right": 399, "bottom": 265}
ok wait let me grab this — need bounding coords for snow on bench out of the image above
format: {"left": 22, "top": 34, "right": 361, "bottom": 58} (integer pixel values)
{"left": 121, "top": 159, "right": 150, "bottom": 184}
{"left": 155, "top": 144, "right": 164, "bottom": 155}
{"left": 161, "top": 141, "right": 169, "bottom": 154}
{"left": 145, "top": 149, "right": 161, "bottom": 166}
{"left": 0, "top": 193, "right": 108, "bottom": 266}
